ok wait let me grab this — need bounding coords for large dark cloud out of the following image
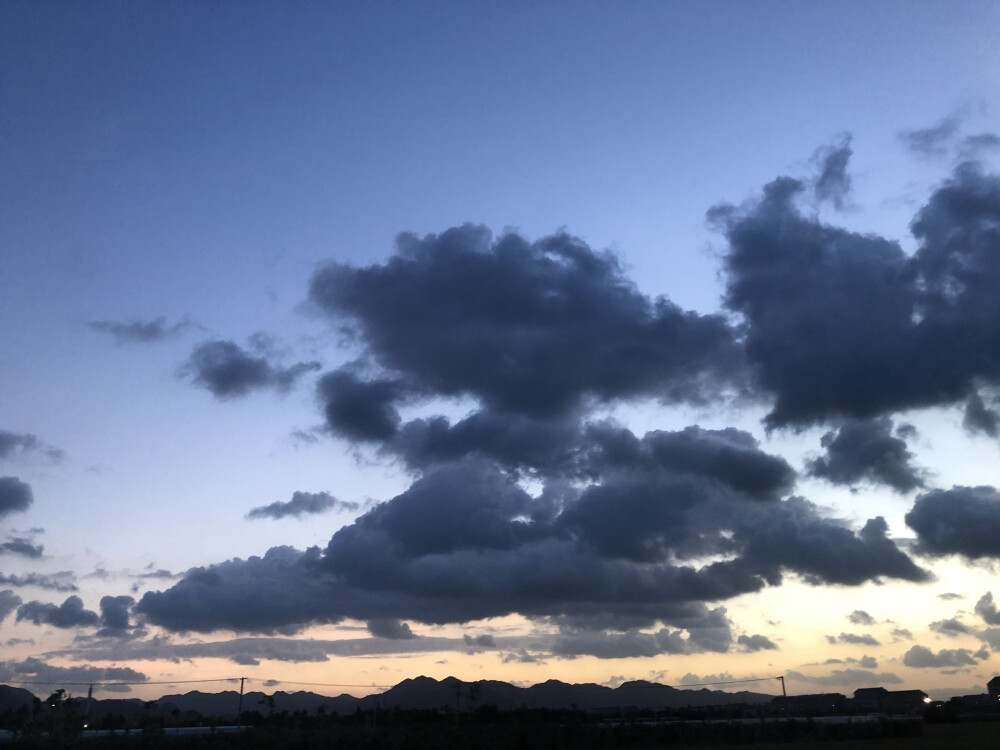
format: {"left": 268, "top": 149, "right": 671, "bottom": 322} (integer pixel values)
{"left": 183, "top": 339, "right": 320, "bottom": 399}
{"left": 87, "top": 316, "right": 192, "bottom": 344}
{"left": 16, "top": 595, "right": 100, "bottom": 628}
{"left": 310, "top": 225, "right": 743, "bottom": 420}
{"left": 139, "top": 449, "right": 924, "bottom": 635}
{"left": 0, "top": 477, "right": 33, "bottom": 517}
{"left": 246, "top": 491, "right": 358, "bottom": 521}
{"left": 905, "top": 486, "right": 1000, "bottom": 559}
{"left": 716, "top": 160, "right": 1000, "bottom": 428}
{"left": 807, "top": 418, "right": 924, "bottom": 493}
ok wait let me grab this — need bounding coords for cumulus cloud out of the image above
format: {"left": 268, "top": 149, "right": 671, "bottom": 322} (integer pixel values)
{"left": 975, "top": 593, "right": 1000, "bottom": 626}
{"left": 99, "top": 595, "right": 134, "bottom": 632}
{"left": 906, "top": 486, "right": 1000, "bottom": 558}
{"left": 716, "top": 162, "right": 1000, "bottom": 428}
{"left": 183, "top": 339, "right": 320, "bottom": 398}
{"left": 128, "top": 142, "right": 1000, "bottom": 644}
{"left": 0, "top": 537, "right": 43, "bottom": 558}
{"left": 848, "top": 610, "right": 876, "bottom": 626}
{"left": 0, "top": 590, "right": 22, "bottom": 621}
{"left": 138, "top": 453, "right": 923, "bottom": 635}
{"left": 246, "top": 491, "right": 358, "bottom": 521}
{"left": 737, "top": 634, "right": 778, "bottom": 652}
{"left": 87, "top": 316, "right": 192, "bottom": 344}
{"left": 366, "top": 618, "right": 416, "bottom": 640}
{"left": 309, "top": 225, "right": 744, "bottom": 422}
{"left": 928, "top": 618, "right": 970, "bottom": 637}
{"left": 17, "top": 595, "right": 100, "bottom": 629}
{"left": 807, "top": 418, "right": 924, "bottom": 493}
{"left": 0, "top": 477, "right": 33, "bottom": 518}
{"left": 902, "top": 645, "right": 982, "bottom": 668}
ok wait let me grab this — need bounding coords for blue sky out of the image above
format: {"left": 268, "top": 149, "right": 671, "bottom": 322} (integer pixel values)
{"left": 2, "top": 1, "right": 1000, "bottom": 700}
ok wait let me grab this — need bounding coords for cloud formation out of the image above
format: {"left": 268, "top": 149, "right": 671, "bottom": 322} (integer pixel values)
{"left": 0, "top": 430, "right": 64, "bottom": 462}
{"left": 138, "top": 449, "right": 924, "bottom": 635}
{"left": 0, "top": 537, "right": 44, "bottom": 558}
{"left": 87, "top": 316, "right": 192, "bottom": 344}
{"left": 17, "top": 595, "right": 100, "bottom": 629}
{"left": 183, "top": 339, "right": 320, "bottom": 399}
{"left": 0, "top": 477, "right": 33, "bottom": 518}
{"left": 902, "top": 645, "right": 983, "bottom": 668}
{"left": 246, "top": 491, "right": 358, "bottom": 521}
{"left": 715, "top": 161, "right": 1000, "bottom": 428}
{"left": 310, "top": 225, "right": 743, "bottom": 422}
{"left": 906, "top": 486, "right": 1000, "bottom": 559}
{"left": 0, "top": 590, "right": 22, "bottom": 621}
{"left": 807, "top": 418, "right": 924, "bottom": 493}
{"left": 975, "top": 593, "right": 1000, "bottom": 626}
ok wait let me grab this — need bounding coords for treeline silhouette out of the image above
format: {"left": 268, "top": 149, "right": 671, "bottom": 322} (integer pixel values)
{"left": 1, "top": 692, "right": 925, "bottom": 749}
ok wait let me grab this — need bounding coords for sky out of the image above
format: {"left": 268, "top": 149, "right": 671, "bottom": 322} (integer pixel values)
{"left": 2, "top": 0, "right": 1000, "bottom": 702}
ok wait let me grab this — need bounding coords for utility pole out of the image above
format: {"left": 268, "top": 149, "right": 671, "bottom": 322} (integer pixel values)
{"left": 236, "top": 677, "right": 245, "bottom": 732}
{"left": 778, "top": 676, "right": 786, "bottom": 697}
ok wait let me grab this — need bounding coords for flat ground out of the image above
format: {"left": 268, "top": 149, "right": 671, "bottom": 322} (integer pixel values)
{"left": 704, "top": 721, "right": 998, "bottom": 750}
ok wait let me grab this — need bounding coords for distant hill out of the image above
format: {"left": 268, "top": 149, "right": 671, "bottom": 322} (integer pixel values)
{"left": 1, "top": 677, "right": 775, "bottom": 720}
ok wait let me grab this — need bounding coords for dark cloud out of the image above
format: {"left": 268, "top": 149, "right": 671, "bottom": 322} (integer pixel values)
{"left": 905, "top": 486, "right": 1000, "bottom": 559}
{"left": 812, "top": 136, "right": 852, "bottom": 209}
{"left": 737, "top": 634, "right": 778, "bottom": 652}
{"left": 717, "top": 163, "right": 1000, "bottom": 428}
{"left": 99, "top": 595, "right": 134, "bottom": 631}
{"left": 963, "top": 392, "right": 999, "bottom": 437}
{"left": 87, "top": 316, "right": 192, "bottom": 344}
{"left": 366, "top": 618, "right": 416, "bottom": 640}
{"left": 787, "top": 669, "right": 901, "bottom": 687}
{"left": 183, "top": 339, "right": 320, "bottom": 399}
{"left": 899, "top": 117, "right": 960, "bottom": 157}
{"left": 807, "top": 418, "right": 924, "bottom": 493}
{"left": 463, "top": 633, "right": 497, "bottom": 649}
{"left": 0, "top": 431, "right": 63, "bottom": 462}
{"left": 0, "top": 571, "right": 77, "bottom": 592}
{"left": 0, "top": 537, "right": 43, "bottom": 558}
{"left": 0, "top": 658, "right": 146, "bottom": 692}
{"left": 929, "top": 618, "right": 970, "bottom": 637}
{"left": 828, "top": 633, "right": 880, "bottom": 646}
{"left": 902, "top": 645, "right": 982, "bottom": 668}
{"left": 16, "top": 595, "right": 100, "bottom": 628}
{"left": 0, "top": 477, "right": 33, "bottom": 517}
{"left": 317, "top": 370, "right": 407, "bottom": 442}
{"left": 974, "top": 593, "right": 1000, "bottom": 626}
{"left": 246, "top": 491, "right": 358, "bottom": 521}
{"left": 0, "top": 590, "right": 22, "bottom": 621}
{"left": 310, "top": 225, "right": 743, "bottom": 420}
{"left": 139, "top": 454, "right": 923, "bottom": 635}
{"left": 848, "top": 610, "right": 876, "bottom": 626}
{"left": 891, "top": 628, "right": 913, "bottom": 640}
